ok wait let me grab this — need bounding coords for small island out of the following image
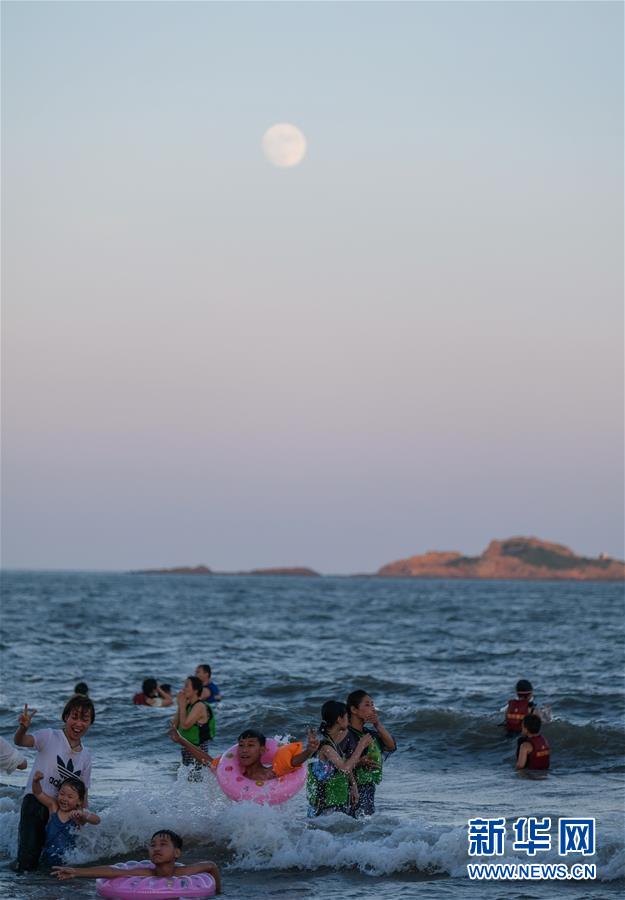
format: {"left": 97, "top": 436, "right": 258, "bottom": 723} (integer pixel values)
{"left": 377, "top": 536, "right": 624, "bottom": 581}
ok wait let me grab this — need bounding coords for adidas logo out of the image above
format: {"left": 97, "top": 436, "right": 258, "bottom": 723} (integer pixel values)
{"left": 48, "top": 756, "right": 84, "bottom": 790}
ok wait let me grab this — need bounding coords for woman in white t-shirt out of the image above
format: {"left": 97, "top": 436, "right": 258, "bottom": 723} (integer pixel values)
{"left": 13, "top": 695, "right": 95, "bottom": 871}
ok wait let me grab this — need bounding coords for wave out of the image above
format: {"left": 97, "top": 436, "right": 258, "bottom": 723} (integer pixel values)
{"left": 387, "top": 707, "right": 625, "bottom": 761}
{"left": 0, "top": 772, "right": 623, "bottom": 882}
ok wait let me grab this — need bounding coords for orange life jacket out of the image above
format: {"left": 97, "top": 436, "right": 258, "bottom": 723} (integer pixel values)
{"left": 505, "top": 698, "right": 530, "bottom": 732}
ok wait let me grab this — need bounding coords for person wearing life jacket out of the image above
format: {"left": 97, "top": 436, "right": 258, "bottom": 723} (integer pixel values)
{"left": 338, "top": 690, "right": 396, "bottom": 816}
{"left": 504, "top": 679, "right": 536, "bottom": 734}
{"left": 306, "top": 700, "right": 372, "bottom": 818}
{"left": 516, "top": 713, "right": 550, "bottom": 770}
{"left": 172, "top": 677, "right": 216, "bottom": 774}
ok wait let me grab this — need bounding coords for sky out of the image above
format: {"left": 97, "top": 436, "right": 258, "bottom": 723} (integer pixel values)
{"left": 1, "top": 1, "right": 623, "bottom": 573}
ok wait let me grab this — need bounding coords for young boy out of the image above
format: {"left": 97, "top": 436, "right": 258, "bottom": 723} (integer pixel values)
{"left": 504, "top": 679, "right": 537, "bottom": 734}
{"left": 169, "top": 726, "right": 318, "bottom": 780}
{"left": 52, "top": 829, "right": 221, "bottom": 894}
{"left": 195, "top": 664, "right": 222, "bottom": 704}
{"left": 13, "top": 696, "right": 95, "bottom": 871}
{"left": 516, "top": 713, "right": 550, "bottom": 770}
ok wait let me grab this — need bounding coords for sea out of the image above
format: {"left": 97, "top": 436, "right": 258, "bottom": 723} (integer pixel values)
{"left": 0, "top": 572, "right": 623, "bottom": 900}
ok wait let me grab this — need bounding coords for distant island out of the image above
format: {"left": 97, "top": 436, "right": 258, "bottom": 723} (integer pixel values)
{"left": 377, "top": 536, "right": 624, "bottom": 581}
{"left": 132, "top": 537, "right": 623, "bottom": 581}
{"left": 134, "top": 565, "right": 320, "bottom": 577}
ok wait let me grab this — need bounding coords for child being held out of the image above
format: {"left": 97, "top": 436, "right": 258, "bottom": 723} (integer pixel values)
{"left": 32, "top": 770, "right": 100, "bottom": 866}
{"left": 53, "top": 829, "right": 221, "bottom": 894}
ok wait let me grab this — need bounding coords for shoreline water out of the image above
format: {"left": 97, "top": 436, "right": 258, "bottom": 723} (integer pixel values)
{"left": 0, "top": 573, "right": 623, "bottom": 898}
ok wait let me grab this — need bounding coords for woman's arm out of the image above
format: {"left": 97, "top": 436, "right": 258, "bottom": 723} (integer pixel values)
{"left": 53, "top": 865, "right": 153, "bottom": 880}
{"left": 157, "top": 686, "right": 173, "bottom": 707}
{"left": 14, "top": 704, "right": 36, "bottom": 748}
{"left": 368, "top": 710, "right": 396, "bottom": 751}
{"left": 321, "top": 735, "right": 372, "bottom": 774}
{"left": 169, "top": 728, "right": 216, "bottom": 767}
{"left": 32, "top": 771, "right": 57, "bottom": 811}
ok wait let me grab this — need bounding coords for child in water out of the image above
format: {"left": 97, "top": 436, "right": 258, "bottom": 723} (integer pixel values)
{"left": 32, "top": 771, "right": 100, "bottom": 865}
{"left": 516, "top": 713, "right": 551, "bottom": 770}
{"left": 52, "top": 829, "right": 221, "bottom": 894}
{"left": 169, "top": 726, "right": 318, "bottom": 780}
{"left": 307, "top": 700, "right": 373, "bottom": 818}
{"left": 339, "top": 689, "right": 396, "bottom": 816}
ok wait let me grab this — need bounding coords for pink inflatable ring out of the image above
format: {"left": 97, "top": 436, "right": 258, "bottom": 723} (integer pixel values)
{"left": 216, "top": 738, "right": 306, "bottom": 804}
{"left": 96, "top": 860, "right": 216, "bottom": 899}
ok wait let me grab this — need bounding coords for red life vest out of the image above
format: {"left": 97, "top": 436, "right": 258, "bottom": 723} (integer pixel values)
{"left": 133, "top": 693, "right": 148, "bottom": 705}
{"left": 505, "top": 698, "right": 530, "bottom": 732}
{"left": 527, "top": 734, "right": 550, "bottom": 769}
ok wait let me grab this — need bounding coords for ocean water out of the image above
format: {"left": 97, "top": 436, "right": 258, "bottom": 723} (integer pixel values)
{"left": 0, "top": 572, "right": 623, "bottom": 899}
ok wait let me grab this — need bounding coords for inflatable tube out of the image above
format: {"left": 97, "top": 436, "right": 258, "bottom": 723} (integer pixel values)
{"left": 216, "top": 738, "right": 306, "bottom": 804}
{"left": 96, "top": 860, "right": 216, "bottom": 899}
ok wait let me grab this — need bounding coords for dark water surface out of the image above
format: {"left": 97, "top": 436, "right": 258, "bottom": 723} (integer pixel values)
{"left": 0, "top": 573, "right": 623, "bottom": 898}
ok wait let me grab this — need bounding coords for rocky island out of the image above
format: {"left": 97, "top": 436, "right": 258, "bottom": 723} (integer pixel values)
{"left": 377, "top": 536, "right": 624, "bottom": 581}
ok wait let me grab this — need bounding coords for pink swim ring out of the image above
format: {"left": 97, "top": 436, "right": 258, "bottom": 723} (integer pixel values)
{"left": 96, "top": 860, "right": 216, "bottom": 899}
{"left": 216, "top": 738, "right": 306, "bottom": 804}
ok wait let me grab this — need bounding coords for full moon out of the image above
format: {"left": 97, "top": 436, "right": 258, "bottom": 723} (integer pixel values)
{"left": 262, "top": 123, "right": 307, "bottom": 168}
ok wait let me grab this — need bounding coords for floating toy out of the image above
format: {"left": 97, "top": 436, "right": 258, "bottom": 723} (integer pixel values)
{"left": 216, "top": 738, "right": 306, "bottom": 804}
{"left": 96, "top": 860, "right": 216, "bottom": 899}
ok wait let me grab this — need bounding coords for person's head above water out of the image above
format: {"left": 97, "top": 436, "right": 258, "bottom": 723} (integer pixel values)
{"left": 56, "top": 777, "right": 86, "bottom": 810}
{"left": 159, "top": 684, "right": 171, "bottom": 695}
{"left": 142, "top": 678, "right": 158, "bottom": 697}
{"left": 522, "top": 713, "right": 542, "bottom": 735}
{"left": 61, "top": 695, "right": 95, "bottom": 745}
{"left": 237, "top": 729, "right": 266, "bottom": 768}
{"left": 319, "top": 700, "right": 348, "bottom": 735}
{"left": 516, "top": 679, "right": 533, "bottom": 697}
{"left": 148, "top": 830, "right": 183, "bottom": 865}
{"left": 195, "top": 664, "right": 212, "bottom": 684}
{"left": 74, "top": 682, "right": 89, "bottom": 697}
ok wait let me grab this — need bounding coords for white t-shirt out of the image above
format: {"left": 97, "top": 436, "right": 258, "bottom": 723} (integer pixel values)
{"left": 0, "top": 736, "right": 26, "bottom": 774}
{"left": 24, "top": 729, "right": 92, "bottom": 797}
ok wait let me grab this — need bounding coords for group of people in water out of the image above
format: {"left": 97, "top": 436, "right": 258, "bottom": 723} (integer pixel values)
{"left": 0, "top": 669, "right": 549, "bottom": 891}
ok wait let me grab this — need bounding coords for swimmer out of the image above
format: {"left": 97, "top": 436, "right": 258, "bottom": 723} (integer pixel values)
{"left": 516, "top": 713, "right": 550, "bottom": 770}
{"left": 73, "top": 682, "right": 89, "bottom": 697}
{"left": 339, "top": 689, "right": 396, "bottom": 816}
{"left": 52, "top": 829, "right": 221, "bottom": 893}
{"left": 503, "top": 679, "right": 537, "bottom": 734}
{"left": 306, "top": 700, "right": 373, "bottom": 817}
{"left": 195, "top": 664, "right": 222, "bottom": 703}
{"left": 133, "top": 679, "right": 173, "bottom": 707}
{"left": 169, "top": 726, "right": 318, "bottom": 780}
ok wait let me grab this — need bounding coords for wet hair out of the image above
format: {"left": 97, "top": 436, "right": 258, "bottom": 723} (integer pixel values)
{"left": 346, "top": 690, "right": 369, "bottom": 719}
{"left": 516, "top": 679, "right": 533, "bottom": 695}
{"left": 159, "top": 684, "right": 171, "bottom": 695}
{"left": 142, "top": 678, "right": 158, "bottom": 696}
{"left": 62, "top": 695, "right": 95, "bottom": 724}
{"left": 197, "top": 664, "right": 212, "bottom": 678}
{"left": 185, "top": 675, "right": 204, "bottom": 697}
{"left": 58, "top": 777, "right": 86, "bottom": 803}
{"left": 319, "top": 700, "right": 347, "bottom": 734}
{"left": 151, "top": 829, "right": 183, "bottom": 850}
{"left": 237, "top": 728, "right": 266, "bottom": 746}
{"left": 523, "top": 713, "right": 542, "bottom": 734}
{"left": 74, "top": 682, "right": 89, "bottom": 696}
